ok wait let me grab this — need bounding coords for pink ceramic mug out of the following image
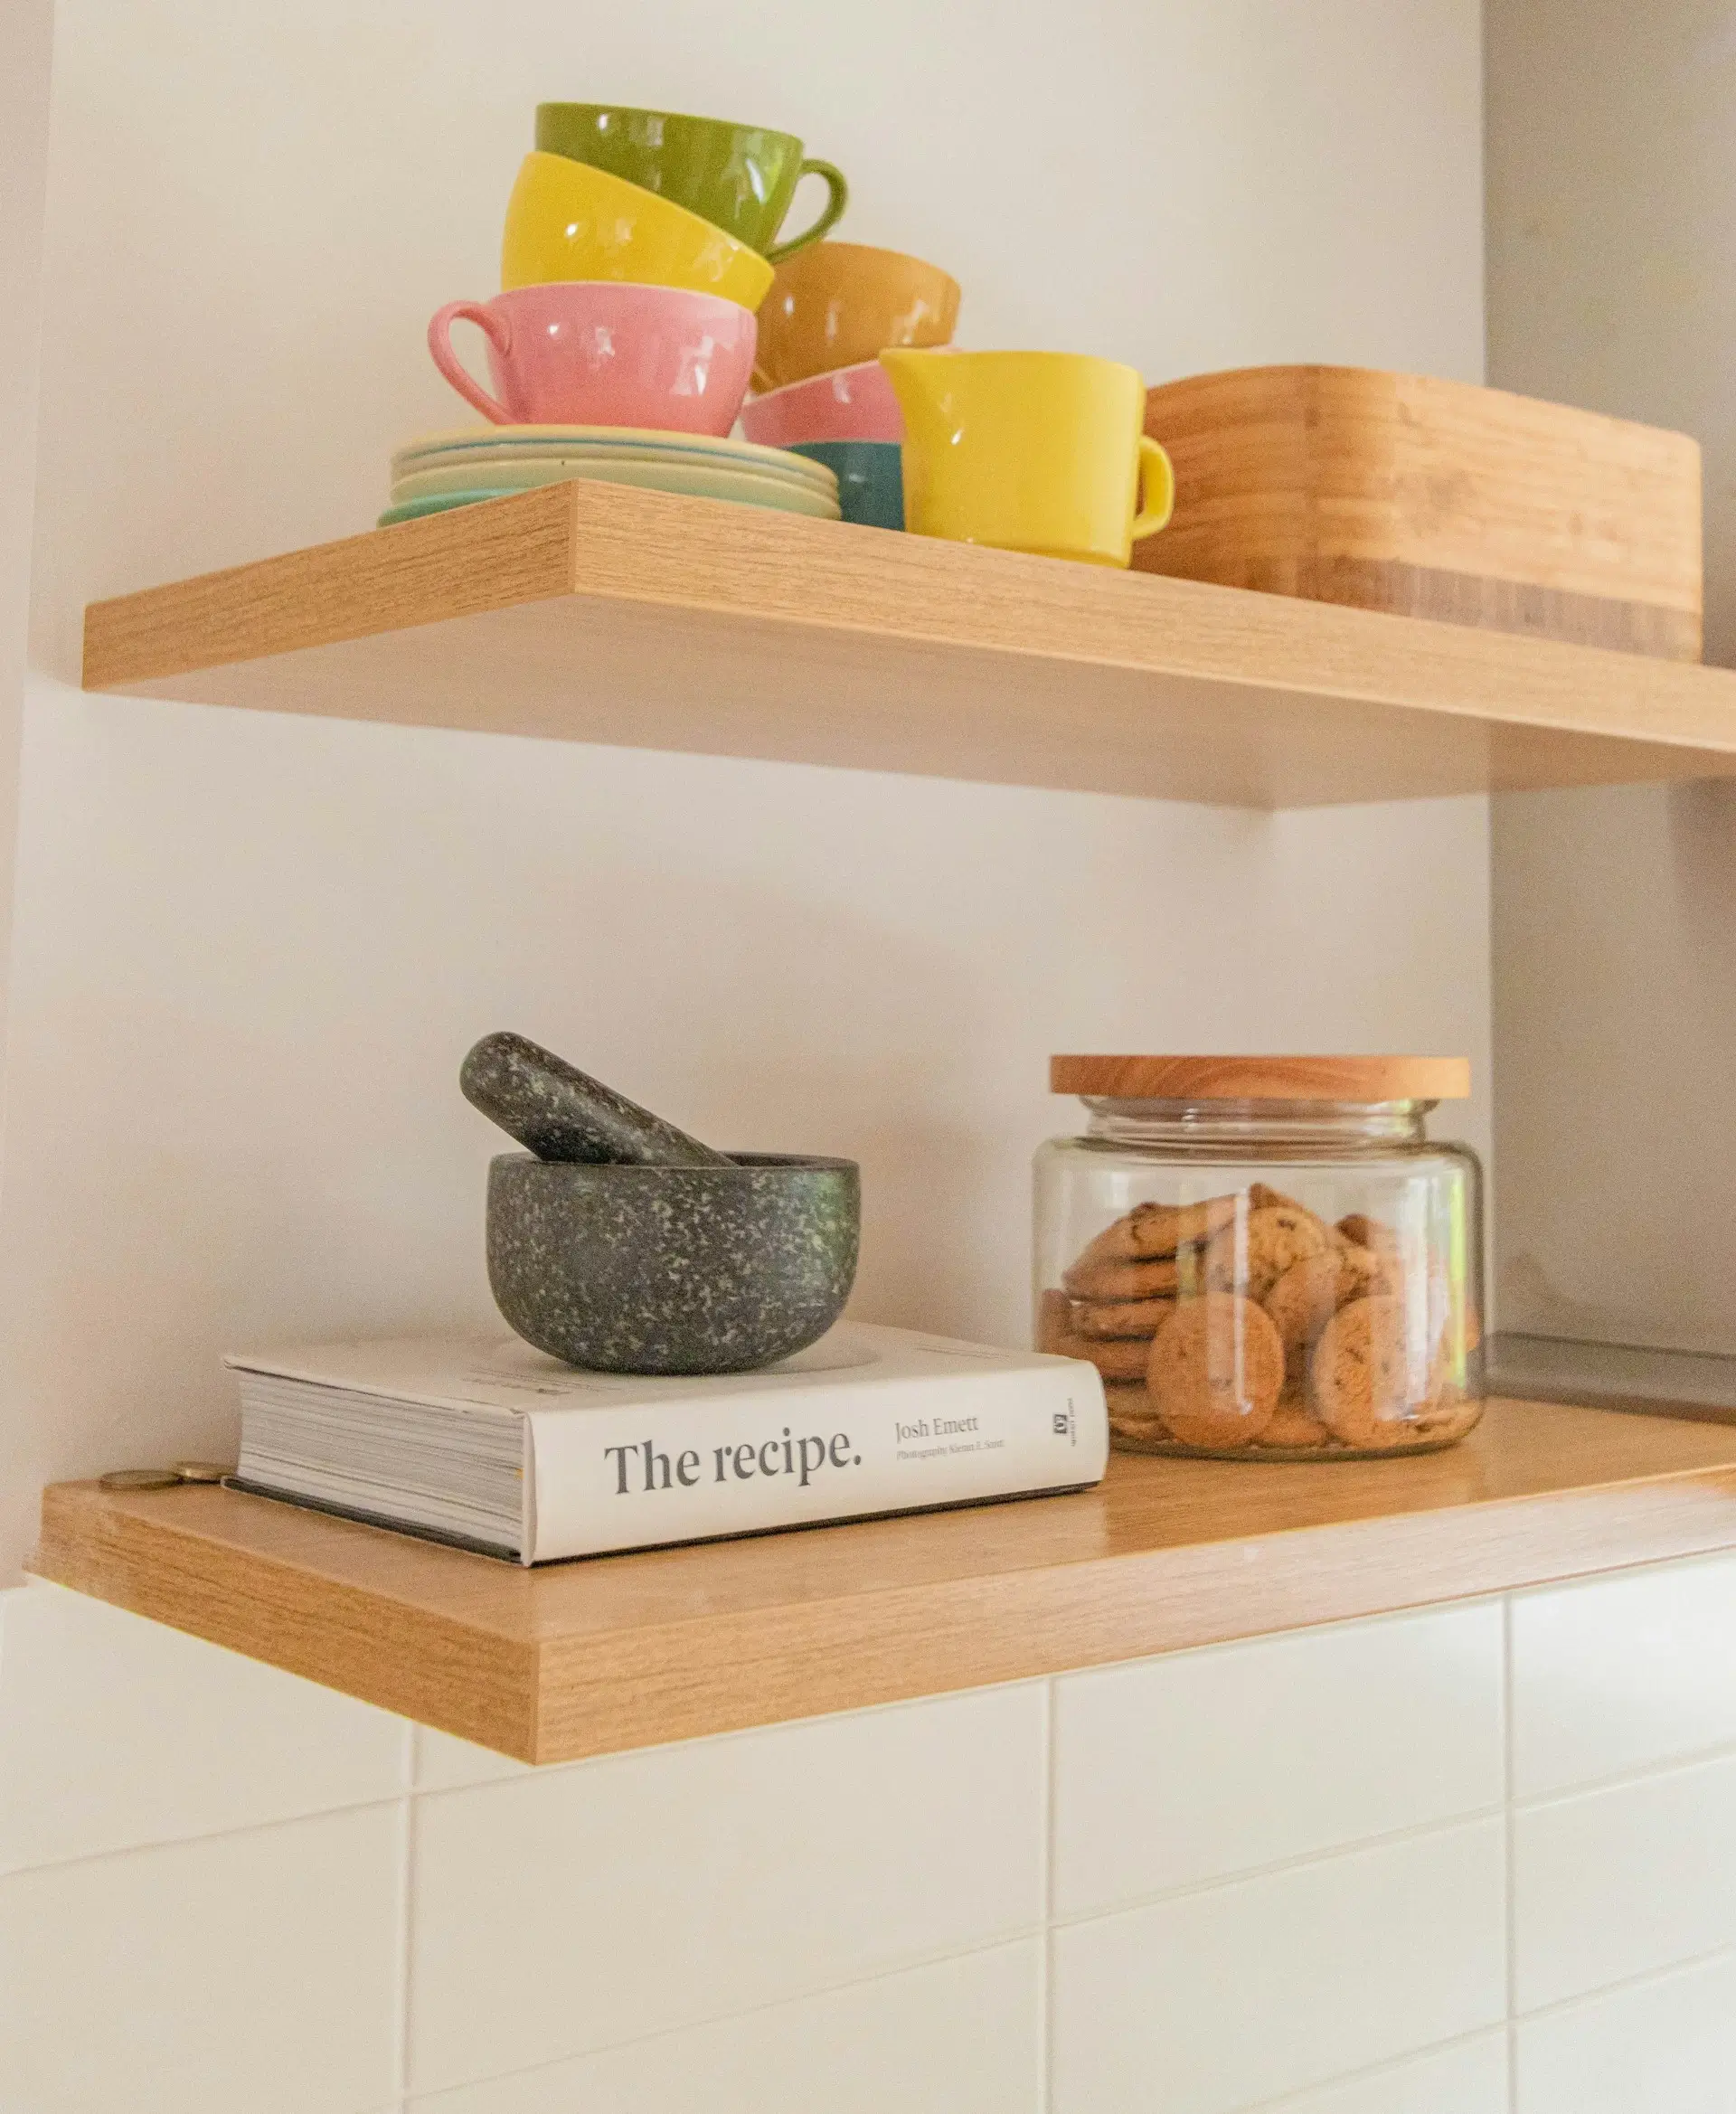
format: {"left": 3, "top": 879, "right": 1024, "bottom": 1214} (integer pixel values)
{"left": 427, "top": 282, "right": 757, "bottom": 435}
{"left": 738, "top": 358, "right": 904, "bottom": 448}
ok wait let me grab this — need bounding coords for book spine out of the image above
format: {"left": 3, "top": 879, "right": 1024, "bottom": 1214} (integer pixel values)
{"left": 523, "top": 1362, "right": 1108, "bottom": 1562}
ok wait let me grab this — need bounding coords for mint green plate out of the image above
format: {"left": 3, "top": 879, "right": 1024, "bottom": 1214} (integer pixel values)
{"left": 377, "top": 490, "right": 514, "bottom": 526}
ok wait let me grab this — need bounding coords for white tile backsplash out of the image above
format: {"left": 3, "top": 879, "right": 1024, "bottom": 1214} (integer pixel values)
{"left": 1053, "top": 1603, "right": 1505, "bottom": 1913}
{"left": 0, "top": 1582, "right": 409, "bottom": 1873}
{"left": 406, "top": 1682, "right": 1046, "bottom": 2094}
{"left": 414, "top": 1722, "right": 528, "bottom": 1792}
{"left": 10, "top": 1560, "right": 1736, "bottom": 2114}
{"left": 1513, "top": 1752, "right": 1736, "bottom": 2011}
{"left": 1514, "top": 1950, "right": 1736, "bottom": 2114}
{"left": 0, "top": 1804, "right": 404, "bottom": 2114}
{"left": 1511, "top": 1553, "right": 1736, "bottom": 1797}
{"left": 403, "top": 1939, "right": 1043, "bottom": 2114}
{"left": 1050, "top": 1818, "right": 1507, "bottom": 2114}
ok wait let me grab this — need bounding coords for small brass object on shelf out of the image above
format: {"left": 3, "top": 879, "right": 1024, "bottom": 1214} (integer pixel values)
{"left": 172, "top": 1461, "right": 230, "bottom": 1484}
{"left": 98, "top": 1462, "right": 233, "bottom": 1492}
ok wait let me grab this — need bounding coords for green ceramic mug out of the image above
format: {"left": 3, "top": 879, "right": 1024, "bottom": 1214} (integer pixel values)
{"left": 534, "top": 103, "right": 847, "bottom": 264}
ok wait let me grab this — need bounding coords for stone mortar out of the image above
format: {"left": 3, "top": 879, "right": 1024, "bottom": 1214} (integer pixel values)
{"left": 486, "top": 1151, "right": 861, "bottom": 1373}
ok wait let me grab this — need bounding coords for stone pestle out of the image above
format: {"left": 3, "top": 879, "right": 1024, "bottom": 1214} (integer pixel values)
{"left": 459, "top": 1032, "right": 731, "bottom": 1166}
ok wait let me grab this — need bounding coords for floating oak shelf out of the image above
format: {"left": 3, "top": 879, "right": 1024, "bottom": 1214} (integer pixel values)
{"left": 82, "top": 482, "right": 1736, "bottom": 809}
{"left": 33, "top": 1398, "right": 1736, "bottom": 1763}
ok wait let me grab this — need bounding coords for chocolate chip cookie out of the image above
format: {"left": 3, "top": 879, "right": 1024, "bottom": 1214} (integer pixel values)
{"left": 1203, "top": 1204, "right": 1330, "bottom": 1304}
{"left": 1146, "top": 1294, "right": 1283, "bottom": 1449}
{"left": 1310, "top": 1294, "right": 1434, "bottom": 1447}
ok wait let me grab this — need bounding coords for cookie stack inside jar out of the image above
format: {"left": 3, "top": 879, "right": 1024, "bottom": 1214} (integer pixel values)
{"left": 1034, "top": 1056, "right": 1485, "bottom": 1459}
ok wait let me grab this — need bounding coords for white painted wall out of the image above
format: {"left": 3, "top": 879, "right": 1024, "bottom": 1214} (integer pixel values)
{"left": 0, "top": 0, "right": 52, "bottom": 1061}
{"left": 0, "top": 0, "right": 1487, "bottom": 1588}
{"left": 1486, "top": 0, "right": 1736, "bottom": 1354}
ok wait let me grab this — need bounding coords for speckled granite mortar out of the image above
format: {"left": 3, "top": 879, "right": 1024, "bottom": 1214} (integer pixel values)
{"left": 486, "top": 1151, "right": 861, "bottom": 1373}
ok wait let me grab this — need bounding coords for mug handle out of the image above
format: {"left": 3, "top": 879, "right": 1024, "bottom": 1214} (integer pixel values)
{"left": 763, "top": 158, "right": 848, "bottom": 265}
{"left": 428, "top": 300, "right": 514, "bottom": 424}
{"left": 1130, "top": 435, "right": 1176, "bottom": 541}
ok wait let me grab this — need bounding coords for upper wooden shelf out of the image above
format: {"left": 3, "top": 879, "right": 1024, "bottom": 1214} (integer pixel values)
{"left": 83, "top": 481, "right": 1736, "bottom": 809}
{"left": 33, "top": 1396, "right": 1736, "bottom": 1764}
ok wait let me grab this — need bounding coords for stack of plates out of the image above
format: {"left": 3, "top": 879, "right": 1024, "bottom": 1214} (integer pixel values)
{"left": 382, "top": 426, "right": 841, "bottom": 525}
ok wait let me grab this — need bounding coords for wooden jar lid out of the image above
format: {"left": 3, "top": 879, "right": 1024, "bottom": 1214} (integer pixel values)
{"left": 1050, "top": 1054, "right": 1471, "bottom": 1101}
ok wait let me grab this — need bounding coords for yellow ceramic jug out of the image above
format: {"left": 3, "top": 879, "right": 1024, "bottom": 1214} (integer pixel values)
{"left": 879, "top": 350, "right": 1174, "bottom": 565}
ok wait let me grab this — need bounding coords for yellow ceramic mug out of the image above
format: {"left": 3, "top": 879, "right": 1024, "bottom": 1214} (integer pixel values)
{"left": 501, "top": 152, "right": 775, "bottom": 311}
{"left": 878, "top": 350, "right": 1174, "bottom": 566}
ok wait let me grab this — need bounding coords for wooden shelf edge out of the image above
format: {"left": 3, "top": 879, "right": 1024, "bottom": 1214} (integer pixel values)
{"left": 32, "top": 1481, "right": 540, "bottom": 1756}
{"left": 76, "top": 483, "right": 1736, "bottom": 812}
{"left": 30, "top": 1398, "right": 1736, "bottom": 1764}
{"left": 83, "top": 484, "right": 580, "bottom": 693}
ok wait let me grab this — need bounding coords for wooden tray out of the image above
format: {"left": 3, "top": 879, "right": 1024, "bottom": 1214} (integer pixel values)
{"left": 1136, "top": 366, "right": 1703, "bottom": 660}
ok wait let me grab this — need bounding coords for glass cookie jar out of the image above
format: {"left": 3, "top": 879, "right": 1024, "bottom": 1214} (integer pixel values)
{"left": 1034, "top": 1056, "right": 1484, "bottom": 1459}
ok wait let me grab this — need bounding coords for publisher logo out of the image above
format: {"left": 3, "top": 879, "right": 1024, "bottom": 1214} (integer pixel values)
{"left": 1052, "top": 1412, "right": 1070, "bottom": 1437}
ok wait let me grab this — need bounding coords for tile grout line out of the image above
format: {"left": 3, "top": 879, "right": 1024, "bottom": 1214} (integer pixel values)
{"left": 408, "top": 1932, "right": 1047, "bottom": 2104}
{"left": 1044, "top": 1800, "right": 1508, "bottom": 1931}
{"left": 1502, "top": 1593, "right": 1520, "bottom": 2113}
{"left": 0, "top": 1786, "right": 415, "bottom": 1883}
{"left": 395, "top": 1722, "right": 416, "bottom": 2109}
{"left": 1510, "top": 1936, "right": 1736, "bottom": 2028}
{"left": 1212, "top": 2023, "right": 1511, "bottom": 2114}
{"left": 1512, "top": 1731, "right": 1736, "bottom": 1811}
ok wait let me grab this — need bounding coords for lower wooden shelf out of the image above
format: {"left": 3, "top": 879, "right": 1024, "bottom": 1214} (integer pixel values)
{"left": 33, "top": 1396, "right": 1736, "bottom": 1765}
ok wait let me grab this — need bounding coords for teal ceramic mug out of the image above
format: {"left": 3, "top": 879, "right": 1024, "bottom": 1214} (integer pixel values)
{"left": 534, "top": 103, "right": 847, "bottom": 264}
{"left": 788, "top": 441, "right": 904, "bottom": 531}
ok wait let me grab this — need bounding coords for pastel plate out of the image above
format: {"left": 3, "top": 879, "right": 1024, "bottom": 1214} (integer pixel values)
{"left": 392, "top": 447, "right": 835, "bottom": 496}
{"left": 379, "top": 463, "right": 840, "bottom": 525}
{"left": 392, "top": 445, "right": 833, "bottom": 496}
{"left": 392, "top": 454, "right": 839, "bottom": 509}
{"left": 392, "top": 423, "right": 834, "bottom": 486}
{"left": 378, "top": 490, "right": 523, "bottom": 524}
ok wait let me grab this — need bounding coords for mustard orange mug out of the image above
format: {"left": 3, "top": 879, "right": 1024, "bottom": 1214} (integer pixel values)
{"left": 753, "top": 241, "right": 958, "bottom": 392}
{"left": 879, "top": 350, "right": 1174, "bottom": 566}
